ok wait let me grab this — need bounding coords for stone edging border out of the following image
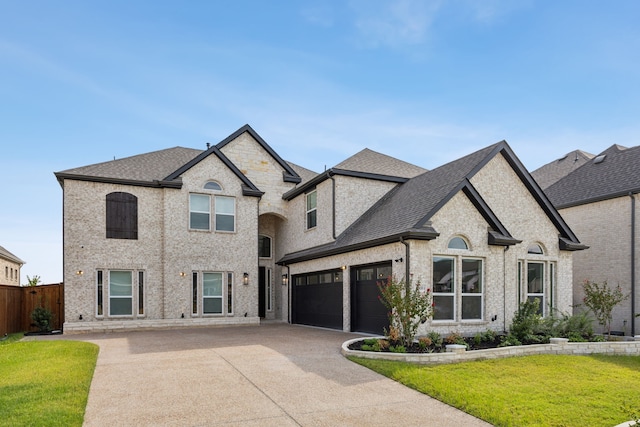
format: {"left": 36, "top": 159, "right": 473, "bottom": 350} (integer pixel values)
{"left": 341, "top": 336, "right": 640, "bottom": 365}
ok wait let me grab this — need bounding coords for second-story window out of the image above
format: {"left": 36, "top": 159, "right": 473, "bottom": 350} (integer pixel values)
{"left": 306, "top": 190, "right": 317, "bottom": 229}
{"left": 215, "top": 196, "right": 235, "bottom": 232}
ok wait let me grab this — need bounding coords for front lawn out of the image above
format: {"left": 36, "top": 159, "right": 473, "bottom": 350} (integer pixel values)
{"left": 0, "top": 334, "right": 99, "bottom": 426}
{"left": 351, "top": 354, "right": 640, "bottom": 427}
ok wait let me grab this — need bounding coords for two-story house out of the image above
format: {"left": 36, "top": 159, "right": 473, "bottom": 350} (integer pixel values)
{"left": 0, "top": 246, "right": 25, "bottom": 286}
{"left": 55, "top": 125, "right": 586, "bottom": 335}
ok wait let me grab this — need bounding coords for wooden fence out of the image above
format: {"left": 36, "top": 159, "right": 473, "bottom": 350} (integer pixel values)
{"left": 0, "top": 283, "right": 64, "bottom": 336}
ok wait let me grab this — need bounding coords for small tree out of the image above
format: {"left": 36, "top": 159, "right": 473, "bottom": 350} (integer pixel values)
{"left": 581, "top": 280, "right": 628, "bottom": 338}
{"left": 26, "top": 275, "right": 41, "bottom": 287}
{"left": 377, "top": 276, "right": 433, "bottom": 347}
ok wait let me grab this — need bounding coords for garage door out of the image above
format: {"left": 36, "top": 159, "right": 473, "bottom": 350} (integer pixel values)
{"left": 351, "top": 263, "right": 392, "bottom": 334}
{"left": 292, "top": 269, "right": 343, "bottom": 330}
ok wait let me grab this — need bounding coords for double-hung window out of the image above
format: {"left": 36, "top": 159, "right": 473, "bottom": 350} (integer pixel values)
{"left": 527, "top": 262, "right": 545, "bottom": 315}
{"left": 109, "top": 270, "right": 133, "bottom": 316}
{"left": 190, "top": 194, "right": 210, "bottom": 230}
{"left": 432, "top": 256, "right": 484, "bottom": 321}
{"left": 306, "top": 190, "right": 317, "bottom": 229}
{"left": 215, "top": 196, "right": 235, "bottom": 232}
{"left": 203, "top": 272, "right": 223, "bottom": 314}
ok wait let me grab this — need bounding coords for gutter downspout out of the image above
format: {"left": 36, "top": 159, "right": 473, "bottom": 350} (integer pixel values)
{"left": 330, "top": 172, "right": 336, "bottom": 240}
{"left": 630, "top": 192, "right": 636, "bottom": 336}
{"left": 400, "top": 237, "right": 410, "bottom": 286}
{"left": 285, "top": 264, "right": 291, "bottom": 324}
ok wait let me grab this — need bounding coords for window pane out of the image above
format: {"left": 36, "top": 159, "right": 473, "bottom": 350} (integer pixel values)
{"left": 462, "top": 295, "right": 482, "bottom": 319}
{"left": 528, "top": 296, "right": 544, "bottom": 315}
{"left": 319, "top": 273, "right": 333, "bottom": 284}
{"left": 259, "top": 235, "right": 272, "bottom": 258}
{"left": 192, "top": 272, "right": 198, "bottom": 315}
{"left": 204, "top": 181, "right": 222, "bottom": 191}
{"left": 190, "top": 194, "right": 210, "bottom": 212}
{"left": 433, "top": 295, "right": 454, "bottom": 320}
{"left": 307, "top": 274, "right": 319, "bottom": 285}
{"left": 227, "top": 273, "right": 233, "bottom": 314}
{"left": 377, "top": 266, "right": 392, "bottom": 280}
{"left": 307, "top": 210, "right": 317, "bottom": 228}
{"left": 97, "top": 271, "right": 103, "bottom": 316}
{"left": 110, "top": 271, "right": 132, "bottom": 296}
{"left": 215, "top": 196, "right": 235, "bottom": 215}
{"left": 138, "top": 271, "right": 144, "bottom": 316}
{"left": 216, "top": 214, "right": 235, "bottom": 232}
{"left": 448, "top": 237, "right": 468, "bottom": 250}
{"left": 203, "top": 273, "right": 223, "bottom": 296}
{"left": 433, "top": 257, "right": 454, "bottom": 293}
{"left": 203, "top": 298, "right": 222, "bottom": 314}
{"left": 190, "top": 212, "right": 210, "bottom": 230}
{"left": 462, "top": 259, "right": 482, "bottom": 293}
{"left": 357, "top": 268, "right": 374, "bottom": 281}
{"left": 306, "top": 191, "right": 317, "bottom": 210}
{"left": 110, "top": 298, "right": 133, "bottom": 316}
{"left": 527, "top": 263, "right": 544, "bottom": 294}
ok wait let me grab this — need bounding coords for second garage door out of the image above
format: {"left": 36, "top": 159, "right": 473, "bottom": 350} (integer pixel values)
{"left": 351, "top": 263, "right": 392, "bottom": 334}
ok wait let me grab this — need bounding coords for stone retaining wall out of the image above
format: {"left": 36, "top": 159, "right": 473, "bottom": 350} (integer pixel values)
{"left": 342, "top": 336, "right": 640, "bottom": 365}
{"left": 63, "top": 316, "right": 260, "bottom": 334}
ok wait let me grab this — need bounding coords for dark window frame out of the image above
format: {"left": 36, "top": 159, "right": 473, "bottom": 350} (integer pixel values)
{"left": 106, "top": 192, "right": 138, "bottom": 239}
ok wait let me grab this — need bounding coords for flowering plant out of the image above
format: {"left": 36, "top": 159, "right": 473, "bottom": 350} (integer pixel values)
{"left": 377, "top": 275, "right": 433, "bottom": 347}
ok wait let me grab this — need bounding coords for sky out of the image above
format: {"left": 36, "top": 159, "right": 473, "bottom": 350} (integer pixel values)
{"left": 1, "top": 0, "right": 639, "bottom": 285}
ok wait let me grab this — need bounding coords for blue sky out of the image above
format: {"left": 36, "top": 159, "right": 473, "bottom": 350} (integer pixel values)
{"left": 2, "top": 0, "right": 639, "bottom": 284}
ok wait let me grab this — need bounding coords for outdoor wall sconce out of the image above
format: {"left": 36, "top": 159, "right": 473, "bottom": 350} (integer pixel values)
{"left": 243, "top": 272, "right": 249, "bottom": 285}
{"left": 282, "top": 274, "right": 288, "bottom": 286}
{"left": 179, "top": 272, "right": 186, "bottom": 277}
{"left": 340, "top": 265, "right": 347, "bottom": 270}
{"left": 76, "top": 270, "right": 83, "bottom": 276}
{"left": 79, "top": 314, "right": 83, "bottom": 320}
{"left": 394, "top": 257, "right": 403, "bottom": 263}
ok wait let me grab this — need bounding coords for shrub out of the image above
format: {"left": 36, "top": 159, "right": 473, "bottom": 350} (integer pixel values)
{"left": 418, "top": 337, "right": 432, "bottom": 350}
{"left": 427, "top": 331, "right": 443, "bottom": 348}
{"left": 31, "top": 306, "right": 54, "bottom": 332}
{"left": 389, "top": 345, "right": 406, "bottom": 353}
{"left": 581, "top": 280, "right": 628, "bottom": 338}
{"left": 509, "top": 299, "right": 548, "bottom": 344}
{"left": 378, "top": 276, "right": 433, "bottom": 347}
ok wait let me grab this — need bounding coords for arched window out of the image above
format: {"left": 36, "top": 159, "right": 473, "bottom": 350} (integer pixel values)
{"left": 448, "top": 236, "right": 468, "bottom": 250}
{"left": 527, "top": 244, "right": 544, "bottom": 255}
{"left": 204, "top": 181, "right": 222, "bottom": 191}
{"left": 106, "top": 192, "right": 138, "bottom": 239}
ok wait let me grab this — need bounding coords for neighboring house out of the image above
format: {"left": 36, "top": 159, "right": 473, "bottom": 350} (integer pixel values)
{"left": 0, "top": 245, "right": 25, "bottom": 286}
{"left": 537, "top": 144, "right": 639, "bottom": 336}
{"left": 55, "top": 124, "right": 586, "bottom": 335}
{"left": 531, "top": 149, "right": 594, "bottom": 190}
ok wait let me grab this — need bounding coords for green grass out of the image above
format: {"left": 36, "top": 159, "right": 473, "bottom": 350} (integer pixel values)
{"left": 351, "top": 354, "right": 640, "bottom": 427}
{"left": 0, "top": 334, "right": 99, "bottom": 427}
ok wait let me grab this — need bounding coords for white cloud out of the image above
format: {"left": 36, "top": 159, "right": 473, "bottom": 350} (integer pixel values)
{"left": 349, "top": 0, "right": 442, "bottom": 48}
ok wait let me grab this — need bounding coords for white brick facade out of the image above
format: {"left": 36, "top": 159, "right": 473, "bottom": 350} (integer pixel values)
{"left": 58, "top": 127, "right": 582, "bottom": 335}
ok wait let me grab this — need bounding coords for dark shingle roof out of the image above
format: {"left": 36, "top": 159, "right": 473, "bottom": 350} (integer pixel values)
{"left": 0, "top": 245, "right": 25, "bottom": 264}
{"left": 531, "top": 149, "right": 594, "bottom": 190}
{"left": 55, "top": 147, "right": 202, "bottom": 185}
{"left": 544, "top": 144, "right": 640, "bottom": 208}
{"left": 287, "top": 161, "right": 317, "bottom": 184}
{"left": 334, "top": 148, "right": 427, "bottom": 178}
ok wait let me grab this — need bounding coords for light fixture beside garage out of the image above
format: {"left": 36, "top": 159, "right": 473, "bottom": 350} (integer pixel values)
{"left": 282, "top": 274, "right": 288, "bottom": 286}
{"left": 243, "top": 272, "right": 249, "bottom": 285}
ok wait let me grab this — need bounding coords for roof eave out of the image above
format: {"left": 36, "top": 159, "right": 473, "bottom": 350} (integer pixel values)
{"left": 53, "top": 173, "right": 182, "bottom": 189}
{"left": 559, "top": 237, "right": 589, "bottom": 251}
{"left": 277, "top": 229, "right": 439, "bottom": 265}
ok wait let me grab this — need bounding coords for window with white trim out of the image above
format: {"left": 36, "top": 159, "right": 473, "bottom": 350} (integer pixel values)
{"left": 215, "top": 196, "right": 235, "bottom": 232}
{"left": 109, "top": 270, "right": 133, "bottom": 316}
{"left": 306, "top": 190, "right": 317, "bottom": 229}
{"left": 191, "top": 271, "right": 233, "bottom": 316}
{"left": 432, "top": 256, "right": 484, "bottom": 321}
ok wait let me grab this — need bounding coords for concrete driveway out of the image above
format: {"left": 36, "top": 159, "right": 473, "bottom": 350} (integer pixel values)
{"left": 49, "top": 323, "right": 490, "bottom": 426}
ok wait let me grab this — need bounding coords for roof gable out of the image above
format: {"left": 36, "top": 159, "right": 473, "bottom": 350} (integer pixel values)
{"left": 216, "top": 125, "right": 301, "bottom": 184}
{"left": 545, "top": 144, "right": 640, "bottom": 208}
{"left": 279, "top": 140, "right": 585, "bottom": 264}
{"left": 531, "top": 149, "right": 594, "bottom": 190}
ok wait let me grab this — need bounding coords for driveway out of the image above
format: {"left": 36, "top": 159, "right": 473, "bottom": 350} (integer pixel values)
{"left": 50, "top": 323, "right": 490, "bottom": 426}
